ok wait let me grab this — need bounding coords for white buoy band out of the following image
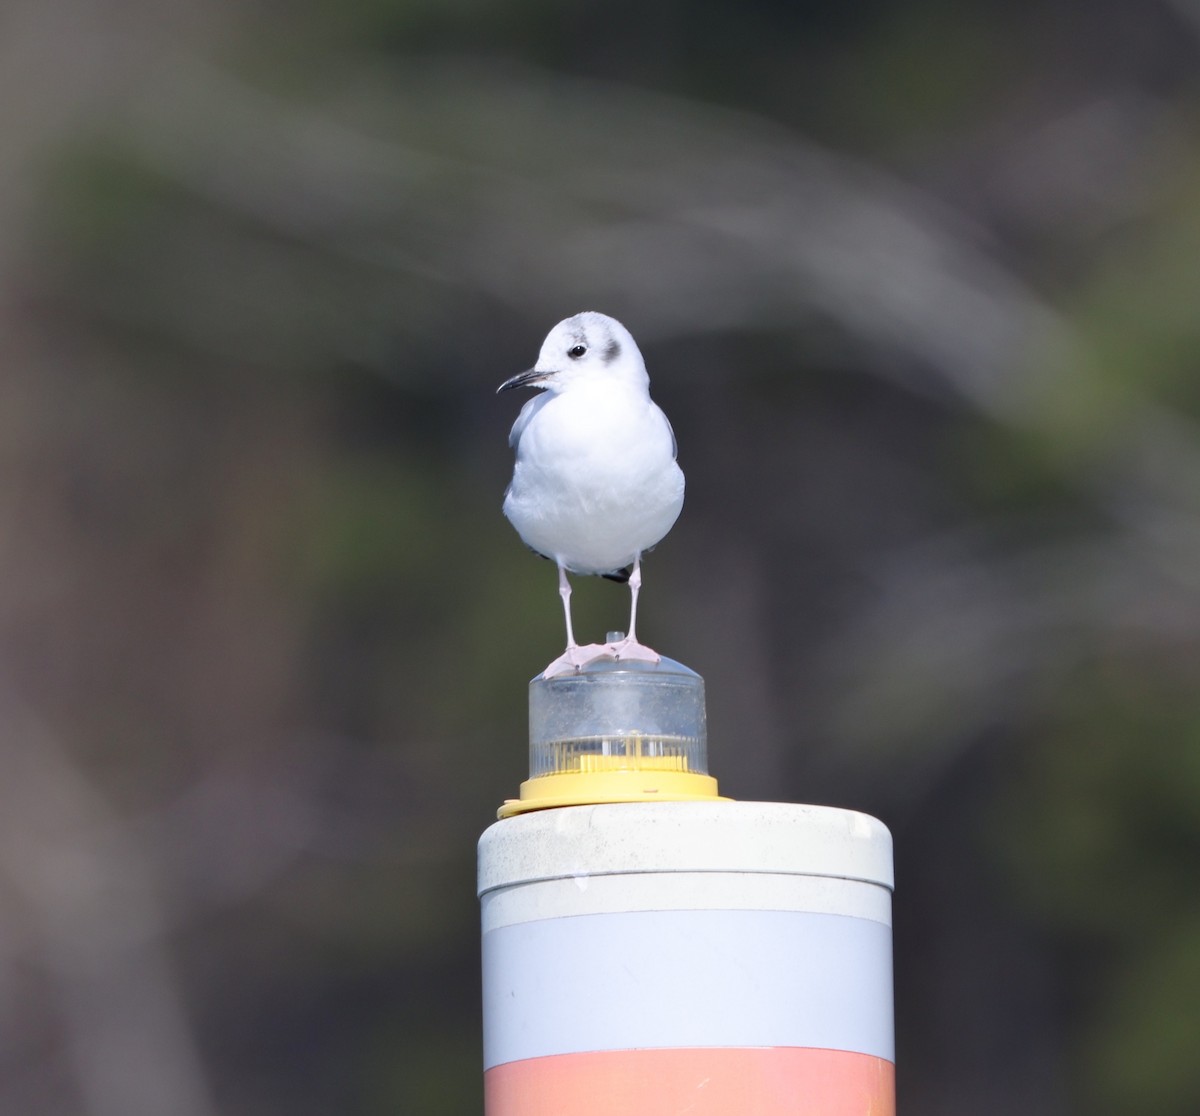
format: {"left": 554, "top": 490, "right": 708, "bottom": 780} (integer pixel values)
{"left": 478, "top": 801, "right": 895, "bottom": 1116}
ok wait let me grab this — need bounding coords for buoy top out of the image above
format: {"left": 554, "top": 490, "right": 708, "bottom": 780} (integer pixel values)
{"left": 499, "top": 655, "right": 722, "bottom": 817}
{"left": 478, "top": 800, "right": 894, "bottom": 895}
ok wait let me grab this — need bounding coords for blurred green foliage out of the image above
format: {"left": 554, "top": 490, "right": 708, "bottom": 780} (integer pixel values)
{"left": 2, "top": 0, "right": 1199, "bottom": 1113}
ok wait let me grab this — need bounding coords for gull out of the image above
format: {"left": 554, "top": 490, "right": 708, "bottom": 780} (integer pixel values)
{"left": 499, "top": 312, "right": 685, "bottom": 677}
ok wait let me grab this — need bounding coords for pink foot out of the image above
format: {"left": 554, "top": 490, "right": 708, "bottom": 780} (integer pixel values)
{"left": 601, "top": 636, "right": 662, "bottom": 665}
{"left": 540, "top": 642, "right": 611, "bottom": 678}
{"left": 539, "top": 637, "right": 663, "bottom": 678}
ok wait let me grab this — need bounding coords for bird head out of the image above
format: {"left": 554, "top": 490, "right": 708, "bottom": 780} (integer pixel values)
{"left": 497, "top": 312, "right": 648, "bottom": 395}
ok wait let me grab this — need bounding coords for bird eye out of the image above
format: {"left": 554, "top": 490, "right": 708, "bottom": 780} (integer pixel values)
{"left": 568, "top": 344, "right": 587, "bottom": 359}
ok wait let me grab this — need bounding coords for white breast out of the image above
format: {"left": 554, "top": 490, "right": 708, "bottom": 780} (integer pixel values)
{"left": 503, "top": 380, "right": 685, "bottom": 574}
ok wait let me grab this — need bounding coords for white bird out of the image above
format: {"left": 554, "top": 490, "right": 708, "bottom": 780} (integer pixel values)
{"left": 499, "top": 312, "right": 685, "bottom": 677}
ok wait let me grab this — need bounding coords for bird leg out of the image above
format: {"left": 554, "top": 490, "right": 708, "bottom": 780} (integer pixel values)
{"left": 626, "top": 555, "right": 643, "bottom": 643}
{"left": 541, "top": 557, "right": 661, "bottom": 678}
{"left": 558, "top": 562, "right": 577, "bottom": 649}
{"left": 603, "top": 554, "right": 661, "bottom": 665}
{"left": 541, "top": 563, "right": 609, "bottom": 678}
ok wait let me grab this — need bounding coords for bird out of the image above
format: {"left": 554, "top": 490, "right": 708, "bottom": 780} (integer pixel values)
{"left": 498, "top": 312, "right": 685, "bottom": 678}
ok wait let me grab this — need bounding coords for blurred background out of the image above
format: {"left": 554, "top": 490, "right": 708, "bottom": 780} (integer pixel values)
{"left": 2, "top": 0, "right": 1199, "bottom": 1112}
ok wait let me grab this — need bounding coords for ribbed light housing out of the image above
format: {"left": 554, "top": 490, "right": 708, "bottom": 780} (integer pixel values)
{"left": 529, "top": 657, "right": 707, "bottom": 777}
{"left": 498, "top": 655, "right": 720, "bottom": 817}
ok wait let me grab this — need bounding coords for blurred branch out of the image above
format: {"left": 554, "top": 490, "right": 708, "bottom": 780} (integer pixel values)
{"left": 60, "top": 57, "right": 1070, "bottom": 419}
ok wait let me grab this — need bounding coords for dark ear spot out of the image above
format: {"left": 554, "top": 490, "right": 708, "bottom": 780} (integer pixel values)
{"left": 602, "top": 338, "right": 621, "bottom": 364}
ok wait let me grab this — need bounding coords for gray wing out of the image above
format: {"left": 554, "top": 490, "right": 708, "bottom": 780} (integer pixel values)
{"left": 653, "top": 402, "right": 678, "bottom": 459}
{"left": 509, "top": 393, "right": 549, "bottom": 448}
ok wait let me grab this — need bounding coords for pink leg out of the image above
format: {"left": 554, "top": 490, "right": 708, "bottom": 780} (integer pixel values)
{"left": 604, "top": 553, "right": 660, "bottom": 666}
{"left": 558, "top": 563, "right": 577, "bottom": 649}
{"left": 541, "top": 563, "right": 607, "bottom": 677}
{"left": 541, "top": 556, "right": 661, "bottom": 678}
{"left": 626, "top": 554, "right": 642, "bottom": 643}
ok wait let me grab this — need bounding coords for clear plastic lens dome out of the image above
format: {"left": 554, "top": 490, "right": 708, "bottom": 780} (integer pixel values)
{"left": 528, "top": 656, "right": 708, "bottom": 779}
